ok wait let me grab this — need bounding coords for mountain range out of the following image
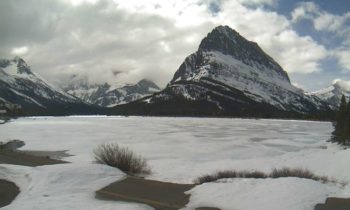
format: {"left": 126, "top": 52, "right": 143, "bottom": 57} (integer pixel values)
{"left": 1, "top": 26, "right": 344, "bottom": 119}
{"left": 110, "top": 26, "right": 333, "bottom": 119}
{"left": 63, "top": 79, "right": 160, "bottom": 107}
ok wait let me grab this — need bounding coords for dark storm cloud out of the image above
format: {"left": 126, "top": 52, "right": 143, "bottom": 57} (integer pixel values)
{"left": 0, "top": 0, "right": 62, "bottom": 56}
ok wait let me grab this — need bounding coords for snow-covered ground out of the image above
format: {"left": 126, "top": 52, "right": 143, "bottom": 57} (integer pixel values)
{"left": 1, "top": 116, "right": 350, "bottom": 210}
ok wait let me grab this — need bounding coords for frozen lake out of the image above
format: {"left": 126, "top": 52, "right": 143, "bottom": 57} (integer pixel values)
{"left": 0, "top": 116, "right": 334, "bottom": 182}
{"left": 1, "top": 116, "right": 350, "bottom": 210}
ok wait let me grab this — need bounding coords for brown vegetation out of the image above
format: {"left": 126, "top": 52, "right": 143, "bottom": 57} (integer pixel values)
{"left": 94, "top": 143, "right": 150, "bottom": 175}
{"left": 194, "top": 167, "right": 337, "bottom": 185}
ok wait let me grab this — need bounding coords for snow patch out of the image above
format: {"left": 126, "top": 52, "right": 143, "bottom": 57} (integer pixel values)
{"left": 184, "top": 178, "right": 343, "bottom": 210}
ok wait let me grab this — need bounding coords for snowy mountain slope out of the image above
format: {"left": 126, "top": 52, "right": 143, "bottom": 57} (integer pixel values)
{"left": 0, "top": 57, "right": 100, "bottom": 115}
{"left": 310, "top": 80, "right": 350, "bottom": 109}
{"left": 111, "top": 26, "right": 332, "bottom": 118}
{"left": 64, "top": 79, "right": 161, "bottom": 107}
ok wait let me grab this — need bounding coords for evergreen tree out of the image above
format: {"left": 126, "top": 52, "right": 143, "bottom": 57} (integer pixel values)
{"left": 333, "top": 95, "right": 348, "bottom": 144}
{"left": 345, "top": 99, "right": 350, "bottom": 144}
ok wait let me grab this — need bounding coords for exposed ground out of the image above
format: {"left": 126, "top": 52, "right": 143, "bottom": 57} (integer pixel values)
{"left": 0, "top": 150, "right": 68, "bottom": 167}
{"left": 0, "top": 179, "right": 19, "bottom": 208}
{"left": 96, "top": 176, "right": 195, "bottom": 210}
{"left": 315, "top": 197, "right": 350, "bottom": 210}
{"left": 0, "top": 148, "right": 69, "bottom": 207}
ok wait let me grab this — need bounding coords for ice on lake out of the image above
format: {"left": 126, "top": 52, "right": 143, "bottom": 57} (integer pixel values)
{"left": 0, "top": 116, "right": 337, "bottom": 182}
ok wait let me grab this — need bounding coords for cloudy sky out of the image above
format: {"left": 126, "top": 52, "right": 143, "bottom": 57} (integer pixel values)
{"left": 1, "top": 0, "right": 349, "bottom": 91}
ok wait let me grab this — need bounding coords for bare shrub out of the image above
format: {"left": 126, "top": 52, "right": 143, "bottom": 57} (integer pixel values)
{"left": 270, "top": 168, "right": 314, "bottom": 179}
{"left": 194, "top": 174, "right": 218, "bottom": 184}
{"left": 217, "top": 170, "right": 238, "bottom": 179}
{"left": 93, "top": 143, "right": 150, "bottom": 175}
{"left": 194, "top": 170, "right": 267, "bottom": 184}
{"left": 242, "top": 170, "right": 268, "bottom": 179}
{"left": 194, "top": 167, "right": 336, "bottom": 185}
{"left": 269, "top": 167, "right": 332, "bottom": 183}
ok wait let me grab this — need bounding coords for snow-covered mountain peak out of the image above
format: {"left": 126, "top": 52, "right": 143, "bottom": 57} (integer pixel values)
{"left": 199, "top": 25, "right": 240, "bottom": 48}
{"left": 197, "top": 25, "right": 290, "bottom": 83}
{"left": 0, "top": 57, "right": 96, "bottom": 115}
{"left": 311, "top": 79, "right": 350, "bottom": 96}
{"left": 0, "top": 57, "right": 83, "bottom": 112}
{"left": 310, "top": 79, "right": 350, "bottom": 108}
{"left": 121, "top": 25, "right": 331, "bottom": 116}
{"left": 169, "top": 26, "right": 299, "bottom": 108}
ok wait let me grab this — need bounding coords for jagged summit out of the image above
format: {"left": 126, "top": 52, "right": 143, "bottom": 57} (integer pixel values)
{"left": 170, "top": 25, "right": 290, "bottom": 85}
{"left": 198, "top": 25, "right": 289, "bottom": 82}
{"left": 198, "top": 25, "right": 242, "bottom": 51}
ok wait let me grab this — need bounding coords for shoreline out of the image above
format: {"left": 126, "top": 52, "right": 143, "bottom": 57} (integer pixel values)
{"left": 14, "top": 115, "right": 333, "bottom": 124}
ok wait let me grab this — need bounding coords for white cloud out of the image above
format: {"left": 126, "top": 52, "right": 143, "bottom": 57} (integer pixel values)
{"left": 291, "top": 2, "right": 350, "bottom": 34}
{"left": 266, "top": 30, "right": 327, "bottom": 73}
{"left": 11, "top": 46, "right": 29, "bottom": 55}
{"left": 332, "top": 79, "right": 350, "bottom": 91}
{"left": 292, "top": 82, "right": 304, "bottom": 89}
{"left": 0, "top": 0, "right": 330, "bottom": 87}
{"left": 213, "top": 1, "right": 327, "bottom": 73}
{"left": 291, "top": 2, "right": 318, "bottom": 22}
{"left": 336, "top": 50, "right": 350, "bottom": 71}
{"left": 291, "top": 2, "right": 350, "bottom": 72}
{"left": 314, "top": 13, "right": 350, "bottom": 33}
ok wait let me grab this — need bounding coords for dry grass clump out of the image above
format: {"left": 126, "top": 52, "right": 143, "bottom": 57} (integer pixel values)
{"left": 94, "top": 143, "right": 150, "bottom": 175}
{"left": 194, "top": 170, "right": 267, "bottom": 184}
{"left": 194, "top": 167, "right": 337, "bottom": 185}
{"left": 270, "top": 168, "right": 329, "bottom": 183}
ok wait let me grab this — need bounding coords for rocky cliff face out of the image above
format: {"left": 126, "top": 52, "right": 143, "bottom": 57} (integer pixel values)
{"left": 111, "top": 26, "right": 331, "bottom": 118}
